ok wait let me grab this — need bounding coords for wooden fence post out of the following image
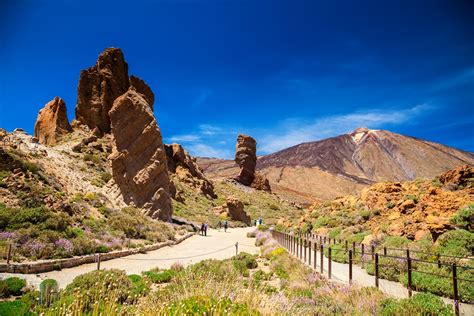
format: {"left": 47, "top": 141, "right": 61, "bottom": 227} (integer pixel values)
{"left": 320, "top": 244, "right": 324, "bottom": 274}
{"left": 6, "top": 244, "right": 12, "bottom": 265}
{"left": 236, "top": 242, "right": 239, "bottom": 256}
{"left": 308, "top": 240, "right": 311, "bottom": 266}
{"left": 407, "top": 250, "right": 412, "bottom": 297}
{"left": 313, "top": 243, "right": 317, "bottom": 269}
{"left": 328, "top": 247, "right": 332, "bottom": 279}
{"left": 96, "top": 254, "right": 101, "bottom": 270}
{"left": 371, "top": 245, "right": 375, "bottom": 261}
{"left": 345, "top": 240, "right": 348, "bottom": 251}
{"left": 383, "top": 247, "right": 387, "bottom": 256}
{"left": 375, "top": 253, "right": 379, "bottom": 288}
{"left": 349, "top": 250, "right": 353, "bottom": 284}
{"left": 453, "top": 263, "right": 459, "bottom": 316}
{"left": 352, "top": 241, "right": 356, "bottom": 254}
{"left": 300, "top": 235, "right": 303, "bottom": 260}
{"left": 304, "top": 238, "right": 307, "bottom": 263}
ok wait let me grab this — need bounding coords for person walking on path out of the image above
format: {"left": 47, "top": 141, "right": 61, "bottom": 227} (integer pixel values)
{"left": 204, "top": 223, "right": 208, "bottom": 236}
{"left": 224, "top": 220, "right": 228, "bottom": 232}
{"left": 200, "top": 223, "right": 205, "bottom": 236}
{"left": 217, "top": 221, "right": 222, "bottom": 232}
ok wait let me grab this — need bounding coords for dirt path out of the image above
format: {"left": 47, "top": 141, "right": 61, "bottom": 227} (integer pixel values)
{"left": 0, "top": 227, "right": 258, "bottom": 289}
{"left": 295, "top": 243, "right": 474, "bottom": 315}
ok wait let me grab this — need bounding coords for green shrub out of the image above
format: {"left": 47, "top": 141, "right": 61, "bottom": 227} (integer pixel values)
{"left": 436, "top": 229, "right": 473, "bottom": 257}
{"left": 4, "top": 277, "right": 26, "bottom": 296}
{"left": 359, "top": 209, "right": 372, "bottom": 220}
{"left": 378, "top": 293, "right": 453, "bottom": 316}
{"left": 252, "top": 270, "right": 271, "bottom": 286}
{"left": 0, "top": 300, "right": 31, "bottom": 316}
{"left": 64, "top": 270, "right": 133, "bottom": 310}
{"left": 128, "top": 274, "right": 150, "bottom": 297}
{"left": 143, "top": 269, "right": 177, "bottom": 284}
{"left": 405, "top": 195, "right": 419, "bottom": 203}
{"left": 165, "top": 296, "right": 255, "bottom": 315}
{"left": 232, "top": 252, "right": 258, "bottom": 275}
{"left": 450, "top": 205, "right": 474, "bottom": 231}
{"left": 386, "top": 201, "right": 395, "bottom": 209}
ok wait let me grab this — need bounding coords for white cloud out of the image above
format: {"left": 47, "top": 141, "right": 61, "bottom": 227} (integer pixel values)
{"left": 168, "top": 134, "right": 201, "bottom": 142}
{"left": 186, "top": 143, "right": 233, "bottom": 159}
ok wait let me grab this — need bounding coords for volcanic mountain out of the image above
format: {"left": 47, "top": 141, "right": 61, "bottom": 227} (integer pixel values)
{"left": 198, "top": 128, "right": 474, "bottom": 204}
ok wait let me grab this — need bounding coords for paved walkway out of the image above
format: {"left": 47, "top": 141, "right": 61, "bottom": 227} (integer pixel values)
{"left": 288, "top": 241, "right": 474, "bottom": 315}
{"left": 0, "top": 227, "right": 258, "bottom": 289}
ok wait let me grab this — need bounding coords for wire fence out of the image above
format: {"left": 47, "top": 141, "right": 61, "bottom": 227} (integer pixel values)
{"left": 272, "top": 230, "right": 474, "bottom": 316}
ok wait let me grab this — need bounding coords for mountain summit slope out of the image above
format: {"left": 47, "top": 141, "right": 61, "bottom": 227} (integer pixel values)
{"left": 199, "top": 128, "right": 474, "bottom": 203}
{"left": 258, "top": 127, "right": 473, "bottom": 183}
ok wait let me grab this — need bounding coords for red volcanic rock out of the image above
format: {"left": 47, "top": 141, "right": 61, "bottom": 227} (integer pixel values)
{"left": 251, "top": 172, "right": 271, "bottom": 192}
{"left": 216, "top": 196, "right": 251, "bottom": 225}
{"left": 75, "top": 48, "right": 130, "bottom": 134}
{"left": 165, "top": 143, "right": 216, "bottom": 198}
{"left": 108, "top": 87, "right": 172, "bottom": 221}
{"left": 34, "top": 97, "right": 72, "bottom": 145}
{"left": 234, "top": 134, "right": 257, "bottom": 186}
{"left": 438, "top": 165, "right": 473, "bottom": 189}
{"left": 130, "top": 75, "right": 154, "bottom": 109}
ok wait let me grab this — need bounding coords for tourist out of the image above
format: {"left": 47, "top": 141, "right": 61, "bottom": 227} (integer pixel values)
{"left": 200, "top": 223, "right": 205, "bottom": 236}
{"left": 204, "top": 222, "right": 208, "bottom": 236}
{"left": 224, "top": 220, "right": 228, "bottom": 232}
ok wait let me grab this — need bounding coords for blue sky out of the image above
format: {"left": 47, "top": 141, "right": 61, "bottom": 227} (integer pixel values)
{"left": 1, "top": 0, "right": 473, "bottom": 158}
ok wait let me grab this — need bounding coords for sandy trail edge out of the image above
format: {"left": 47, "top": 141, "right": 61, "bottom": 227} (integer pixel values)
{"left": 0, "top": 227, "right": 258, "bottom": 289}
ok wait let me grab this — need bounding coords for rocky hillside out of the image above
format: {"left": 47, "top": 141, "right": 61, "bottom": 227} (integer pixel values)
{"left": 299, "top": 165, "right": 473, "bottom": 242}
{"left": 199, "top": 128, "right": 474, "bottom": 204}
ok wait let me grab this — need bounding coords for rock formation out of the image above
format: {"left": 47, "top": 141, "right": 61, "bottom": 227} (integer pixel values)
{"left": 165, "top": 143, "right": 216, "bottom": 198}
{"left": 234, "top": 134, "right": 257, "bottom": 186}
{"left": 214, "top": 196, "right": 251, "bottom": 225}
{"left": 108, "top": 87, "right": 172, "bottom": 221}
{"left": 233, "top": 134, "right": 271, "bottom": 191}
{"left": 438, "top": 165, "right": 473, "bottom": 189}
{"left": 34, "top": 97, "right": 72, "bottom": 145}
{"left": 75, "top": 48, "right": 154, "bottom": 134}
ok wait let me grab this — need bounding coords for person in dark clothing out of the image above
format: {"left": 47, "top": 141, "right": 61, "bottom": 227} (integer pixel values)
{"left": 224, "top": 220, "right": 228, "bottom": 232}
{"left": 200, "top": 223, "right": 205, "bottom": 236}
{"left": 204, "top": 223, "right": 208, "bottom": 236}
{"left": 217, "top": 221, "right": 222, "bottom": 232}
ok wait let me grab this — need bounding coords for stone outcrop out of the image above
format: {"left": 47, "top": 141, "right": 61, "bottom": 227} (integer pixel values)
{"left": 235, "top": 134, "right": 257, "bottom": 186}
{"left": 438, "top": 165, "right": 473, "bottom": 189}
{"left": 251, "top": 173, "right": 271, "bottom": 191}
{"left": 165, "top": 143, "right": 216, "bottom": 198}
{"left": 75, "top": 48, "right": 154, "bottom": 135}
{"left": 130, "top": 75, "right": 154, "bottom": 109}
{"left": 108, "top": 87, "right": 172, "bottom": 221}
{"left": 233, "top": 134, "right": 271, "bottom": 191}
{"left": 214, "top": 196, "right": 251, "bottom": 225}
{"left": 34, "top": 97, "right": 72, "bottom": 145}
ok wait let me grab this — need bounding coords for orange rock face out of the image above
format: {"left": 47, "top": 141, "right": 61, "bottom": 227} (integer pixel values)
{"left": 234, "top": 134, "right": 257, "bottom": 186}
{"left": 34, "top": 97, "right": 72, "bottom": 145}
{"left": 224, "top": 196, "right": 251, "bottom": 225}
{"left": 108, "top": 88, "right": 172, "bottom": 221}
{"left": 165, "top": 143, "right": 216, "bottom": 198}
{"left": 76, "top": 48, "right": 130, "bottom": 134}
{"left": 75, "top": 48, "right": 154, "bottom": 135}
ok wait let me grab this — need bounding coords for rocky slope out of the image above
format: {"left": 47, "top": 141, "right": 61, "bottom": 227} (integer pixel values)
{"left": 199, "top": 128, "right": 474, "bottom": 204}
{"left": 300, "top": 165, "right": 474, "bottom": 241}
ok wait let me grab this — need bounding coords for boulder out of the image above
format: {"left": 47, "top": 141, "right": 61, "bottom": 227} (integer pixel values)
{"left": 250, "top": 172, "right": 271, "bottom": 191}
{"left": 438, "top": 165, "right": 473, "bottom": 189}
{"left": 165, "top": 143, "right": 216, "bottom": 198}
{"left": 108, "top": 87, "right": 172, "bottom": 221}
{"left": 34, "top": 97, "right": 72, "bottom": 145}
{"left": 234, "top": 134, "right": 257, "bottom": 186}
{"left": 220, "top": 196, "right": 251, "bottom": 225}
